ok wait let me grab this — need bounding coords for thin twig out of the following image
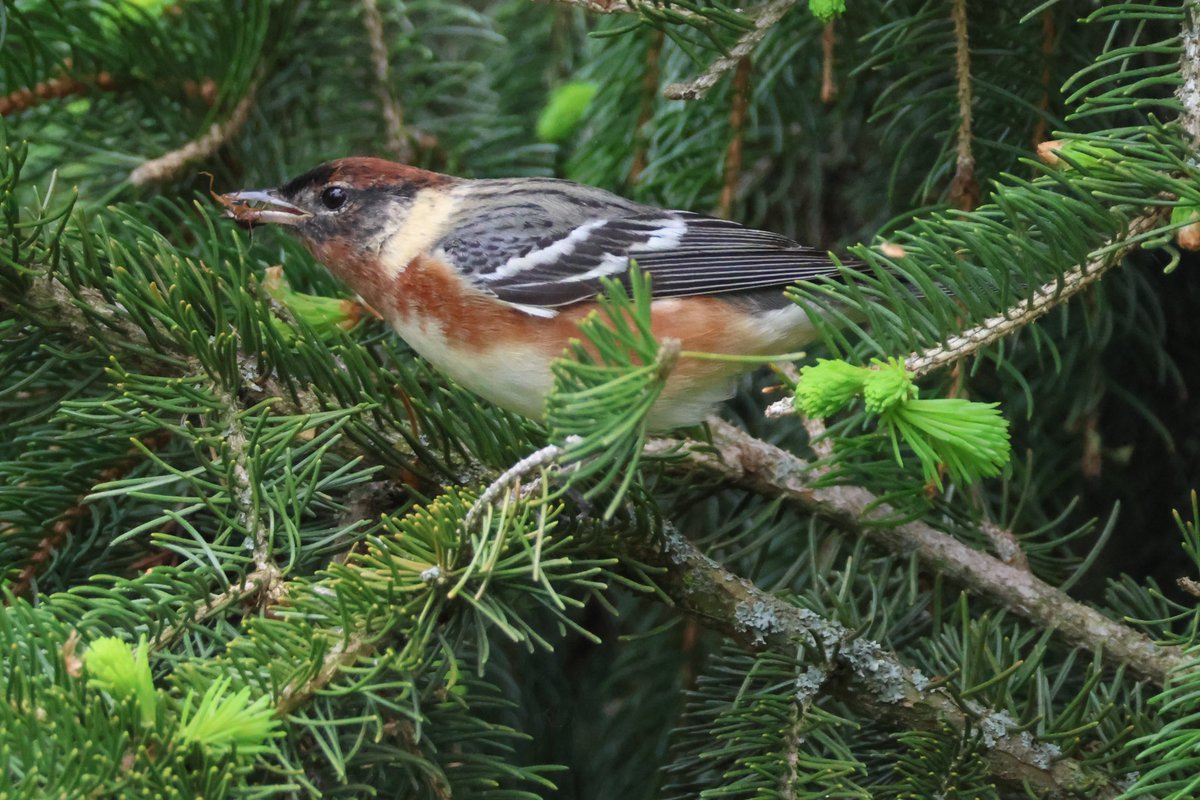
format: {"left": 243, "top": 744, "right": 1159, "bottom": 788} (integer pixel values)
{"left": 1, "top": 70, "right": 217, "bottom": 117}
{"left": 717, "top": 57, "right": 751, "bottom": 218}
{"left": 150, "top": 569, "right": 275, "bottom": 650}
{"left": 780, "top": 692, "right": 815, "bottom": 799}
{"left": 361, "top": 0, "right": 412, "bottom": 161}
{"left": 820, "top": 21, "right": 836, "bottom": 104}
{"left": 948, "top": 0, "right": 978, "bottom": 211}
{"left": 629, "top": 30, "right": 664, "bottom": 184}
{"left": 549, "top": 0, "right": 695, "bottom": 15}
{"left": 771, "top": 215, "right": 1163, "bottom": 407}
{"left": 129, "top": 84, "right": 258, "bottom": 186}
{"left": 663, "top": 0, "right": 797, "bottom": 101}
{"left": 0, "top": 71, "right": 117, "bottom": 117}
{"left": 801, "top": 414, "right": 834, "bottom": 461}
{"left": 215, "top": 386, "right": 284, "bottom": 600}
{"left": 645, "top": 418, "right": 1188, "bottom": 685}
{"left": 1031, "top": 10, "right": 1056, "bottom": 147}
{"left": 275, "top": 632, "right": 375, "bottom": 716}
{"left": 462, "top": 441, "right": 573, "bottom": 532}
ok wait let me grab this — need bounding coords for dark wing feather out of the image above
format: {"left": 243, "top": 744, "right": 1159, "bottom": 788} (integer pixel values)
{"left": 439, "top": 188, "right": 851, "bottom": 309}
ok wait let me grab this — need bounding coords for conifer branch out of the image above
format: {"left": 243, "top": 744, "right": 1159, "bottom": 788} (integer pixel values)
{"left": 0, "top": 70, "right": 117, "bottom": 117}
{"left": 275, "top": 632, "right": 375, "bottom": 717}
{"left": 663, "top": 0, "right": 797, "bottom": 100}
{"left": 766, "top": 210, "right": 1168, "bottom": 413}
{"left": 10, "top": 276, "right": 324, "bottom": 421}
{"left": 550, "top": 0, "right": 697, "bottom": 17}
{"left": 150, "top": 569, "right": 275, "bottom": 650}
{"left": 214, "top": 388, "right": 283, "bottom": 595}
{"left": 902, "top": 210, "right": 1168, "bottom": 379}
{"left": 361, "top": 0, "right": 413, "bottom": 162}
{"left": 646, "top": 419, "right": 1187, "bottom": 685}
{"left": 1183, "top": 1, "right": 1200, "bottom": 144}
{"left": 628, "top": 30, "right": 663, "bottom": 184}
{"left": 817, "top": 1, "right": 1199, "bottom": 384}
{"left": 128, "top": 84, "right": 258, "bottom": 186}
{"left": 462, "top": 440, "right": 573, "bottom": 532}
{"left": 631, "top": 526, "right": 1127, "bottom": 799}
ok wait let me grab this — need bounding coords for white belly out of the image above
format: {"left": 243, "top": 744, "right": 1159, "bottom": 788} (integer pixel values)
{"left": 389, "top": 300, "right": 818, "bottom": 429}
{"left": 390, "top": 315, "right": 555, "bottom": 420}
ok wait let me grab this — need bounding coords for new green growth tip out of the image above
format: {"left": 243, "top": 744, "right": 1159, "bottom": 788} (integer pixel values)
{"left": 85, "top": 635, "right": 157, "bottom": 727}
{"left": 795, "top": 358, "right": 1010, "bottom": 488}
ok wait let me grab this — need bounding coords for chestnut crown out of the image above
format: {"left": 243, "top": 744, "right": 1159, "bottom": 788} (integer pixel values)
{"left": 221, "top": 157, "right": 451, "bottom": 245}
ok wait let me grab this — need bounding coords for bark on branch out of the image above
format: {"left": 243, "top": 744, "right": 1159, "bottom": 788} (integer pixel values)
{"left": 627, "top": 527, "right": 1128, "bottom": 799}
{"left": 646, "top": 419, "right": 1188, "bottom": 686}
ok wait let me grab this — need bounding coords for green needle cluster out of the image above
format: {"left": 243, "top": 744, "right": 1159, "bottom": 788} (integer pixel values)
{"left": 547, "top": 267, "right": 670, "bottom": 518}
{"left": 796, "top": 358, "right": 1010, "bottom": 487}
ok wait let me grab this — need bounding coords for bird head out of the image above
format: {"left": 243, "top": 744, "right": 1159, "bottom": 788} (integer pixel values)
{"left": 221, "top": 157, "right": 449, "bottom": 255}
{"left": 219, "top": 157, "right": 455, "bottom": 296}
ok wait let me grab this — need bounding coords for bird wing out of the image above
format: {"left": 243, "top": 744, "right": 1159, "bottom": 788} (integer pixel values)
{"left": 436, "top": 188, "right": 850, "bottom": 311}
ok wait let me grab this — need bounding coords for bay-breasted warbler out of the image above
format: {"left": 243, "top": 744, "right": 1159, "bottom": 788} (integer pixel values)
{"left": 222, "top": 157, "right": 855, "bottom": 429}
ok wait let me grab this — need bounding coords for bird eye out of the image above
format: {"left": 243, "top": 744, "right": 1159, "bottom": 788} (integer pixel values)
{"left": 320, "top": 186, "right": 348, "bottom": 211}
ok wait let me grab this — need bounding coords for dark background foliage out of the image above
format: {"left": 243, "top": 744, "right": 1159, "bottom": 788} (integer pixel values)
{"left": 3, "top": 0, "right": 1200, "bottom": 798}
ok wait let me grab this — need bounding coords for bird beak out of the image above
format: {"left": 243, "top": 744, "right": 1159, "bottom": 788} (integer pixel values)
{"left": 219, "top": 189, "right": 312, "bottom": 226}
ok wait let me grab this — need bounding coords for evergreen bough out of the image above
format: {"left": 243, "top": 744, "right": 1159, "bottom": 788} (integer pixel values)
{"left": 3, "top": 0, "right": 1200, "bottom": 798}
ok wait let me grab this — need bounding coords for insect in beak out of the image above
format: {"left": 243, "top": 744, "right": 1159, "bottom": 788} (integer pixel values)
{"left": 217, "top": 189, "right": 313, "bottom": 227}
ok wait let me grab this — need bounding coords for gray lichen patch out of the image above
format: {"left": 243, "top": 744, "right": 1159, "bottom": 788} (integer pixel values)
{"left": 841, "top": 639, "right": 920, "bottom": 704}
{"left": 732, "top": 597, "right": 849, "bottom": 656}
{"left": 734, "top": 599, "right": 780, "bottom": 646}
{"left": 794, "top": 664, "right": 829, "bottom": 703}
{"left": 977, "top": 710, "right": 1061, "bottom": 769}
{"left": 730, "top": 600, "right": 925, "bottom": 707}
